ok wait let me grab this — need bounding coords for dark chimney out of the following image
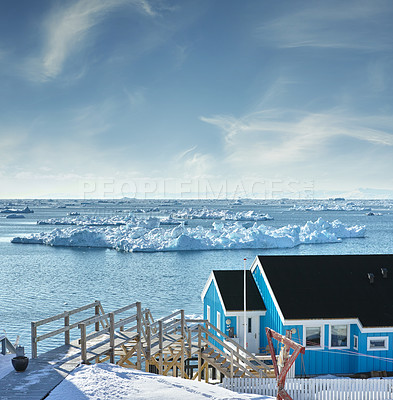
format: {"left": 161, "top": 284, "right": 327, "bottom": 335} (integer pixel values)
{"left": 381, "top": 268, "right": 388, "bottom": 278}
{"left": 368, "top": 273, "right": 374, "bottom": 284}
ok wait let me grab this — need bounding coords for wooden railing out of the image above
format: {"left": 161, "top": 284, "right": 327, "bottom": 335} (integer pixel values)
{"left": 78, "top": 301, "right": 150, "bottom": 366}
{"left": 186, "top": 319, "right": 270, "bottom": 379}
{"left": 146, "top": 310, "right": 186, "bottom": 375}
{"left": 0, "top": 335, "right": 17, "bottom": 355}
{"left": 31, "top": 300, "right": 103, "bottom": 358}
{"left": 31, "top": 302, "right": 271, "bottom": 381}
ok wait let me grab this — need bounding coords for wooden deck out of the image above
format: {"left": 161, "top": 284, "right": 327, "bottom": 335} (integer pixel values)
{"left": 0, "top": 343, "right": 80, "bottom": 400}
{"left": 0, "top": 301, "right": 273, "bottom": 399}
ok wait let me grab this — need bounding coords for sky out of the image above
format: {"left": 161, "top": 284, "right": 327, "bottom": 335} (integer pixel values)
{"left": 0, "top": 0, "right": 393, "bottom": 199}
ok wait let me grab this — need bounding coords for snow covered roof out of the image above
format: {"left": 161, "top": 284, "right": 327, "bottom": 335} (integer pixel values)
{"left": 256, "top": 254, "right": 393, "bottom": 327}
{"left": 210, "top": 270, "right": 266, "bottom": 312}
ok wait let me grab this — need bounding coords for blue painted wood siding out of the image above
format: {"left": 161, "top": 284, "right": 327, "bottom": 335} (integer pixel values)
{"left": 203, "top": 280, "right": 234, "bottom": 350}
{"left": 252, "top": 265, "right": 284, "bottom": 352}
{"left": 286, "top": 324, "right": 393, "bottom": 376}
{"left": 357, "top": 331, "right": 393, "bottom": 373}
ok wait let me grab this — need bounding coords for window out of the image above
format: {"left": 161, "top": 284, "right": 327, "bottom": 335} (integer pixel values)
{"left": 216, "top": 311, "right": 221, "bottom": 331}
{"left": 207, "top": 305, "right": 210, "bottom": 323}
{"left": 353, "top": 335, "right": 358, "bottom": 350}
{"left": 330, "top": 325, "right": 348, "bottom": 348}
{"left": 248, "top": 318, "right": 252, "bottom": 333}
{"left": 305, "top": 326, "right": 322, "bottom": 348}
{"left": 367, "top": 336, "right": 389, "bottom": 351}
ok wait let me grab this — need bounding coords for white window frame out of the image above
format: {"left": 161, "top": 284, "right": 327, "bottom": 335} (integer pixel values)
{"left": 353, "top": 335, "right": 358, "bottom": 350}
{"left": 207, "top": 305, "right": 211, "bottom": 323}
{"left": 329, "top": 324, "right": 350, "bottom": 349}
{"left": 216, "top": 311, "right": 221, "bottom": 332}
{"left": 303, "top": 325, "right": 324, "bottom": 350}
{"left": 367, "top": 336, "right": 389, "bottom": 351}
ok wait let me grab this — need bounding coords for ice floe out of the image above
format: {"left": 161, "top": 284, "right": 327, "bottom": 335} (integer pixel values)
{"left": 12, "top": 217, "right": 365, "bottom": 253}
{"left": 290, "top": 202, "right": 371, "bottom": 212}
{"left": 0, "top": 206, "right": 34, "bottom": 214}
{"left": 172, "top": 208, "right": 273, "bottom": 221}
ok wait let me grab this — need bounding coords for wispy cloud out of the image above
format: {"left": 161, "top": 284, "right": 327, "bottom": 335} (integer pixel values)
{"left": 173, "top": 146, "right": 216, "bottom": 178}
{"left": 175, "top": 145, "right": 197, "bottom": 162}
{"left": 258, "top": 2, "right": 393, "bottom": 51}
{"left": 30, "top": 0, "right": 157, "bottom": 81}
{"left": 201, "top": 108, "right": 393, "bottom": 172}
{"left": 123, "top": 87, "right": 146, "bottom": 108}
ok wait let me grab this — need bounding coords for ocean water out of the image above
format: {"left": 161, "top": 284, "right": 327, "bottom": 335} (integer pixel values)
{"left": 0, "top": 199, "right": 392, "bottom": 355}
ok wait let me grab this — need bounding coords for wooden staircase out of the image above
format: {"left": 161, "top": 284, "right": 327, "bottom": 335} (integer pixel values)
{"left": 194, "top": 322, "right": 271, "bottom": 381}
{"left": 30, "top": 300, "right": 274, "bottom": 384}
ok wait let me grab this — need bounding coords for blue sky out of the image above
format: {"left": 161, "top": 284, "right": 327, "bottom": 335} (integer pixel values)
{"left": 1, "top": 0, "right": 392, "bottom": 198}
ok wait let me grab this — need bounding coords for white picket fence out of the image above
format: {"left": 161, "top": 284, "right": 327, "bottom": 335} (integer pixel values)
{"left": 222, "top": 378, "right": 393, "bottom": 399}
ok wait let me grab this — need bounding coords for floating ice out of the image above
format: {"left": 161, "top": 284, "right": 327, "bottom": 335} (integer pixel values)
{"left": 12, "top": 217, "right": 365, "bottom": 253}
{"left": 290, "top": 203, "right": 371, "bottom": 212}
{"left": 172, "top": 208, "right": 273, "bottom": 221}
{"left": 0, "top": 206, "right": 34, "bottom": 214}
{"left": 37, "top": 215, "right": 175, "bottom": 228}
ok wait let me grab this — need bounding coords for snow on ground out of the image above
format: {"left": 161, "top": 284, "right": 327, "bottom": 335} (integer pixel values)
{"left": 11, "top": 217, "right": 365, "bottom": 252}
{"left": 46, "top": 364, "right": 273, "bottom": 400}
{"left": 0, "top": 354, "right": 13, "bottom": 380}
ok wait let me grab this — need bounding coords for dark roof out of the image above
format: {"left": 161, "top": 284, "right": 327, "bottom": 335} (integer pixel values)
{"left": 257, "top": 254, "right": 393, "bottom": 327}
{"left": 213, "top": 270, "right": 266, "bottom": 312}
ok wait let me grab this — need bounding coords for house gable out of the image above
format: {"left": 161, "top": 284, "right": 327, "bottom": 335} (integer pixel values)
{"left": 212, "top": 270, "right": 266, "bottom": 313}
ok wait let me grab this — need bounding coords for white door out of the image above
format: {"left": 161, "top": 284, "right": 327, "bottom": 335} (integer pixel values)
{"left": 238, "top": 315, "right": 260, "bottom": 354}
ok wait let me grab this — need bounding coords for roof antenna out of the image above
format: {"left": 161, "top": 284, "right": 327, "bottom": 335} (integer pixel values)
{"left": 381, "top": 268, "right": 388, "bottom": 278}
{"left": 368, "top": 273, "right": 374, "bottom": 284}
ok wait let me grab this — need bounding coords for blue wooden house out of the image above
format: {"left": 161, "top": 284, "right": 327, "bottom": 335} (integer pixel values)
{"left": 201, "top": 254, "right": 393, "bottom": 376}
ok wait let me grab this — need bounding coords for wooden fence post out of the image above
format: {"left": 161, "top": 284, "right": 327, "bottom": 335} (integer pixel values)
{"left": 230, "top": 349, "right": 234, "bottom": 378}
{"left": 31, "top": 322, "right": 37, "bottom": 359}
{"left": 180, "top": 310, "right": 185, "bottom": 379}
{"left": 79, "top": 323, "right": 87, "bottom": 363}
{"left": 136, "top": 302, "right": 142, "bottom": 370}
{"left": 158, "top": 320, "right": 163, "bottom": 375}
{"left": 145, "top": 323, "right": 151, "bottom": 372}
{"left": 109, "top": 312, "right": 115, "bottom": 363}
{"left": 64, "top": 312, "right": 70, "bottom": 345}
{"left": 198, "top": 325, "right": 202, "bottom": 381}
{"left": 95, "top": 302, "right": 100, "bottom": 331}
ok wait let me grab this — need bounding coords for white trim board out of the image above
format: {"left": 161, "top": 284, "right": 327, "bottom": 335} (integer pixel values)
{"left": 367, "top": 336, "right": 389, "bottom": 351}
{"left": 303, "top": 324, "right": 325, "bottom": 351}
{"left": 200, "top": 272, "right": 228, "bottom": 315}
{"left": 225, "top": 310, "right": 266, "bottom": 317}
{"left": 252, "top": 257, "right": 285, "bottom": 324}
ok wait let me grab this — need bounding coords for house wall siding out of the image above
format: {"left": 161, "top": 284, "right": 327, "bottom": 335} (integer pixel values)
{"left": 291, "top": 324, "right": 393, "bottom": 376}
{"left": 203, "top": 279, "right": 231, "bottom": 350}
{"left": 252, "top": 265, "right": 284, "bottom": 351}
{"left": 358, "top": 331, "right": 393, "bottom": 373}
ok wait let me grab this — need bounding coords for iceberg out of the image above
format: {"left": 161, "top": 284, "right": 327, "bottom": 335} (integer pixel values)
{"left": 11, "top": 217, "right": 365, "bottom": 253}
